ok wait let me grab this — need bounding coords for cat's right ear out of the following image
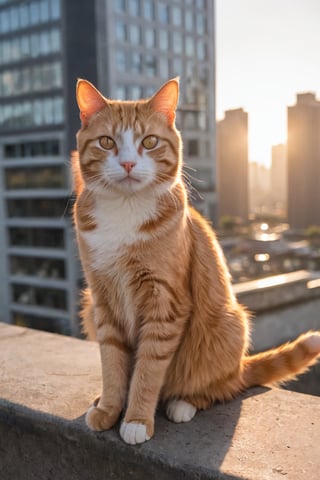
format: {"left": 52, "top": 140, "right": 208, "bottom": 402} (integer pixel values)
{"left": 76, "top": 79, "right": 107, "bottom": 127}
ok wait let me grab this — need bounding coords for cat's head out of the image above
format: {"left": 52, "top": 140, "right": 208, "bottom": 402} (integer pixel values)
{"left": 76, "top": 79, "right": 182, "bottom": 196}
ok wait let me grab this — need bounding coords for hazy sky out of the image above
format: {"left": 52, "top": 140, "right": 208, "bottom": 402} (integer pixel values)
{"left": 216, "top": 0, "right": 320, "bottom": 167}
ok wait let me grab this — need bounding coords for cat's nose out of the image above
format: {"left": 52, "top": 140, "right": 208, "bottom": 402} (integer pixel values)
{"left": 120, "top": 161, "right": 136, "bottom": 174}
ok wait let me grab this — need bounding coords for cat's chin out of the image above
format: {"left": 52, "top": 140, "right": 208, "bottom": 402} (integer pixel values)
{"left": 113, "top": 175, "right": 150, "bottom": 194}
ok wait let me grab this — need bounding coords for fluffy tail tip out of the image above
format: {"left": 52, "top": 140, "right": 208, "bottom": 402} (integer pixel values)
{"left": 303, "top": 332, "right": 320, "bottom": 355}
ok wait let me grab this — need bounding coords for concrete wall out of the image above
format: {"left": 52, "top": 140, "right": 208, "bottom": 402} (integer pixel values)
{"left": 1, "top": 322, "right": 320, "bottom": 479}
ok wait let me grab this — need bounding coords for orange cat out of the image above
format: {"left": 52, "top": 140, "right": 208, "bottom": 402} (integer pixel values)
{"left": 72, "top": 78, "right": 320, "bottom": 445}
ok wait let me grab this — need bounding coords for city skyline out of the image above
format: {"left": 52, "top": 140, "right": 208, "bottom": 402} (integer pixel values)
{"left": 216, "top": 0, "right": 320, "bottom": 167}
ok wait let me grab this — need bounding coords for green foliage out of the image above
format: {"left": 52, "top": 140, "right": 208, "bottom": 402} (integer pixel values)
{"left": 306, "top": 225, "right": 320, "bottom": 243}
{"left": 219, "top": 215, "right": 237, "bottom": 232}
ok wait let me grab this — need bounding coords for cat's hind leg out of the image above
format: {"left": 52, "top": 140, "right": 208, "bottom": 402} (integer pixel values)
{"left": 166, "top": 398, "right": 197, "bottom": 423}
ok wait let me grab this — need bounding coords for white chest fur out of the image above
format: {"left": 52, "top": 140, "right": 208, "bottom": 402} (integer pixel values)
{"left": 81, "top": 192, "right": 155, "bottom": 269}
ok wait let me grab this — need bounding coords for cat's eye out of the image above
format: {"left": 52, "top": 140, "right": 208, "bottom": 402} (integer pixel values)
{"left": 142, "top": 135, "right": 158, "bottom": 150}
{"left": 99, "top": 136, "right": 115, "bottom": 150}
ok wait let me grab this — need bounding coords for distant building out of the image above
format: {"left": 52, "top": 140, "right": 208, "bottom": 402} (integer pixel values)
{"left": 287, "top": 93, "right": 320, "bottom": 230}
{"left": 249, "top": 161, "right": 271, "bottom": 215}
{"left": 0, "top": 0, "right": 216, "bottom": 334}
{"left": 271, "top": 144, "right": 287, "bottom": 217}
{"left": 217, "top": 108, "right": 249, "bottom": 223}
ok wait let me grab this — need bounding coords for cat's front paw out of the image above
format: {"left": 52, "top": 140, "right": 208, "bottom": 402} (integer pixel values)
{"left": 85, "top": 405, "right": 120, "bottom": 432}
{"left": 120, "top": 421, "right": 154, "bottom": 445}
{"left": 166, "top": 399, "right": 197, "bottom": 423}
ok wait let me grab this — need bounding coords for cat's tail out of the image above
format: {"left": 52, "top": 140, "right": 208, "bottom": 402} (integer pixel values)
{"left": 242, "top": 331, "right": 320, "bottom": 388}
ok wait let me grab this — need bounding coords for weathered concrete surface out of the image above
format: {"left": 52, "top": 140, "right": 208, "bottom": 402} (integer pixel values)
{"left": 1, "top": 323, "right": 320, "bottom": 480}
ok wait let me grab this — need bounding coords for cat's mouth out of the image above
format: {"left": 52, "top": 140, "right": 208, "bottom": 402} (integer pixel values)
{"left": 118, "top": 175, "right": 141, "bottom": 185}
{"left": 116, "top": 174, "right": 143, "bottom": 191}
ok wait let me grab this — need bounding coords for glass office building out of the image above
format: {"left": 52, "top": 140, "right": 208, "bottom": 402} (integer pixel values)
{"left": 0, "top": 0, "right": 215, "bottom": 335}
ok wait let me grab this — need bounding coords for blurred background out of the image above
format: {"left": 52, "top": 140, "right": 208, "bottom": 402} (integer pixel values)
{"left": 0, "top": 0, "right": 319, "bottom": 364}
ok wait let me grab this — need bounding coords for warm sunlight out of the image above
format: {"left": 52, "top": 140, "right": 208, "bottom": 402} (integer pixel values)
{"left": 216, "top": 0, "right": 320, "bottom": 167}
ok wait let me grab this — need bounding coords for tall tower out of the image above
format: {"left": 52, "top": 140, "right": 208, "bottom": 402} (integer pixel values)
{"left": 217, "top": 108, "right": 249, "bottom": 223}
{"left": 287, "top": 93, "right": 320, "bottom": 230}
{"left": 0, "top": 0, "right": 216, "bottom": 334}
{"left": 271, "top": 144, "right": 287, "bottom": 217}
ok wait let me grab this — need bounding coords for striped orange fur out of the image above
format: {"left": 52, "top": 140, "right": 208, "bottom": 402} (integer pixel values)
{"left": 73, "top": 78, "right": 320, "bottom": 445}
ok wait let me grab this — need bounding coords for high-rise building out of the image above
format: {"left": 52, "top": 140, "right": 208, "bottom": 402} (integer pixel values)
{"left": 0, "top": 0, "right": 216, "bottom": 334}
{"left": 249, "top": 161, "right": 271, "bottom": 215}
{"left": 287, "top": 93, "right": 320, "bottom": 230}
{"left": 217, "top": 108, "right": 249, "bottom": 223}
{"left": 271, "top": 143, "right": 287, "bottom": 217}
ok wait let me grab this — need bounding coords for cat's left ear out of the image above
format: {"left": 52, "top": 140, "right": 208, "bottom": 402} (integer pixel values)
{"left": 150, "top": 78, "right": 179, "bottom": 126}
{"left": 76, "top": 79, "right": 107, "bottom": 127}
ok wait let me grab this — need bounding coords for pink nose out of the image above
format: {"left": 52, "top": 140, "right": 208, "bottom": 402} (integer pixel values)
{"left": 120, "top": 161, "right": 136, "bottom": 173}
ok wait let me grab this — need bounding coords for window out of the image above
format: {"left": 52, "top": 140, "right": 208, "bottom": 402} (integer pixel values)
{"left": 196, "top": 13, "right": 205, "bottom": 34}
{"left": 19, "top": 4, "right": 29, "bottom": 27}
{"left": 131, "top": 86, "right": 142, "bottom": 100}
{"left": 50, "top": 0, "right": 60, "bottom": 20}
{"left": 4, "top": 140, "right": 60, "bottom": 158}
{"left": 159, "top": 29, "right": 168, "bottom": 51}
{"left": 172, "top": 31, "right": 182, "bottom": 54}
{"left": 7, "top": 198, "right": 68, "bottom": 218}
{"left": 115, "top": 20, "right": 127, "bottom": 42}
{"left": 129, "top": 25, "right": 141, "bottom": 45}
{"left": 145, "top": 28, "right": 155, "bottom": 48}
{"left": 158, "top": 3, "right": 168, "bottom": 23}
{"left": 143, "top": 0, "right": 154, "bottom": 21}
{"left": 40, "top": 0, "right": 50, "bottom": 22}
{"left": 13, "top": 312, "right": 68, "bottom": 335}
{"left": 29, "top": 2, "right": 40, "bottom": 25}
{"left": 144, "top": 54, "right": 156, "bottom": 77}
{"left": 172, "top": 6, "right": 182, "bottom": 26}
{"left": 9, "top": 227, "right": 65, "bottom": 248}
{"left": 115, "top": 0, "right": 125, "bottom": 12}
{"left": 185, "top": 10, "right": 193, "bottom": 31}
{"left": 5, "top": 166, "right": 66, "bottom": 189}
{"left": 185, "top": 36, "right": 194, "bottom": 57}
{"left": 128, "top": 0, "right": 140, "bottom": 16}
{"left": 159, "top": 56, "right": 169, "bottom": 79}
{"left": 10, "top": 256, "right": 65, "bottom": 279}
{"left": 131, "top": 52, "right": 142, "bottom": 73}
{"left": 12, "top": 284, "right": 67, "bottom": 311}
{"left": 187, "top": 139, "right": 199, "bottom": 156}
{"left": 0, "top": 97, "right": 64, "bottom": 128}
{"left": 116, "top": 51, "right": 126, "bottom": 73}
{"left": 114, "top": 85, "right": 126, "bottom": 100}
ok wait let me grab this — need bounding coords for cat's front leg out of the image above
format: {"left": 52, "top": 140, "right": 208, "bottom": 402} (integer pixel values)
{"left": 119, "top": 318, "right": 182, "bottom": 444}
{"left": 86, "top": 309, "right": 131, "bottom": 432}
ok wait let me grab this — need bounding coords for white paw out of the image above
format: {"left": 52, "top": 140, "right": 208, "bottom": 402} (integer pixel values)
{"left": 120, "top": 422, "right": 151, "bottom": 445}
{"left": 166, "top": 399, "right": 197, "bottom": 423}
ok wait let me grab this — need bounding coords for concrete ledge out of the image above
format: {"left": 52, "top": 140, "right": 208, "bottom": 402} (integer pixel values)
{"left": 234, "top": 270, "right": 320, "bottom": 313}
{"left": 1, "top": 323, "right": 320, "bottom": 479}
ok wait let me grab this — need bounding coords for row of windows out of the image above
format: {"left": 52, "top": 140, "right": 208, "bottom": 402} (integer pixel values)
{"left": 7, "top": 197, "right": 67, "bottom": 218}
{"left": 4, "top": 139, "right": 60, "bottom": 158}
{"left": 0, "top": 61, "right": 62, "bottom": 97}
{"left": 0, "top": 96, "right": 64, "bottom": 128}
{"left": 9, "top": 226, "right": 65, "bottom": 248}
{"left": 5, "top": 165, "right": 67, "bottom": 190}
{"left": 115, "top": 46, "right": 206, "bottom": 82}
{"left": 13, "top": 312, "right": 69, "bottom": 335}
{"left": 0, "top": 27, "right": 61, "bottom": 65}
{"left": 10, "top": 255, "right": 65, "bottom": 279}
{"left": 115, "top": 20, "right": 206, "bottom": 53}
{"left": 0, "top": 0, "right": 60, "bottom": 34}
{"left": 12, "top": 283, "right": 67, "bottom": 311}
{"left": 115, "top": 0, "right": 207, "bottom": 27}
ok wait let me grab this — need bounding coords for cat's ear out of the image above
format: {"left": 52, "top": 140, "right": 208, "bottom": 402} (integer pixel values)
{"left": 76, "top": 79, "right": 107, "bottom": 127}
{"left": 150, "top": 78, "right": 179, "bottom": 126}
